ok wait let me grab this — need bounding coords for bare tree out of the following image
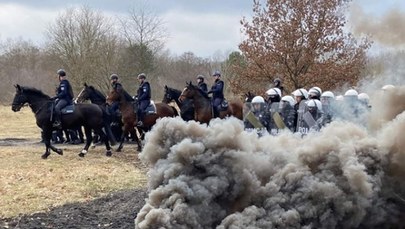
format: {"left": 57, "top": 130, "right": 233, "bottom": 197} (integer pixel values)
{"left": 46, "top": 6, "right": 121, "bottom": 92}
{"left": 230, "top": 0, "right": 371, "bottom": 95}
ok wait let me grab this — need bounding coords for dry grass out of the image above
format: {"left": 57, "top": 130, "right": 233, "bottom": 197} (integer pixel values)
{"left": 0, "top": 106, "right": 148, "bottom": 218}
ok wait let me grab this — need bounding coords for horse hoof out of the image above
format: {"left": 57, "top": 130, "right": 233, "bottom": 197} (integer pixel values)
{"left": 56, "top": 149, "right": 63, "bottom": 155}
{"left": 116, "top": 148, "right": 122, "bottom": 152}
{"left": 78, "top": 153, "right": 85, "bottom": 157}
{"left": 106, "top": 151, "right": 112, "bottom": 157}
{"left": 41, "top": 154, "right": 49, "bottom": 159}
{"left": 91, "top": 145, "right": 96, "bottom": 149}
{"left": 137, "top": 147, "right": 142, "bottom": 152}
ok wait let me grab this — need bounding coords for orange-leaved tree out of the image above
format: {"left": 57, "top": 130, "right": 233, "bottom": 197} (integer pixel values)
{"left": 228, "top": 0, "right": 371, "bottom": 96}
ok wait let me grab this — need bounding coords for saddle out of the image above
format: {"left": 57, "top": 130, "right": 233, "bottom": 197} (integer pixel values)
{"left": 145, "top": 101, "right": 157, "bottom": 114}
{"left": 61, "top": 104, "right": 75, "bottom": 114}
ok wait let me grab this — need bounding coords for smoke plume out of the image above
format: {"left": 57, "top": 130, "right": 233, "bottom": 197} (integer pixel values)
{"left": 134, "top": 86, "right": 405, "bottom": 228}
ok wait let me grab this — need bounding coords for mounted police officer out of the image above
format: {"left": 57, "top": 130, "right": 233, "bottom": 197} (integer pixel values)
{"left": 136, "top": 73, "right": 151, "bottom": 127}
{"left": 196, "top": 74, "right": 208, "bottom": 97}
{"left": 207, "top": 70, "right": 224, "bottom": 118}
{"left": 52, "top": 69, "right": 74, "bottom": 129}
{"left": 109, "top": 73, "right": 122, "bottom": 118}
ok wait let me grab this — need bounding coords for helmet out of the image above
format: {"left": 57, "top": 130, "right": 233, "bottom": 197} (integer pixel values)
{"left": 212, "top": 70, "right": 221, "bottom": 76}
{"left": 281, "top": 95, "right": 296, "bottom": 107}
{"left": 358, "top": 93, "right": 370, "bottom": 104}
{"left": 306, "top": 99, "right": 323, "bottom": 112}
{"left": 251, "top": 96, "right": 265, "bottom": 103}
{"left": 382, "top": 84, "right": 395, "bottom": 91}
{"left": 137, "top": 73, "right": 146, "bottom": 79}
{"left": 308, "top": 87, "right": 322, "bottom": 99}
{"left": 266, "top": 88, "right": 282, "bottom": 97}
{"left": 110, "top": 74, "right": 118, "bottom": 80}
{"left": 321, "top": 91, "right": 335, "bottom": 99}
{"left": 197, "top": 75, "right": 204, "bottom": 80}
{"left": 292, "top": 88, "right": 308, "bottom": 99}
{"left": 273, "top": 78, "right": 281, "bottom": 86}
{"left": 57, "top": 69, "right": 66, "bottom": 77}
{"left": 344, "top": 89, "right": 358, "bottom": 97}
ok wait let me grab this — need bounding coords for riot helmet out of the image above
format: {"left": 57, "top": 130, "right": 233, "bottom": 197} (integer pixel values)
{"left": 57, "top": 69, "right": 66, "bottom": 77}
{"left": 308, "top": 87, "right": 322, "bottom": 100}
{"left": 110, "top": 74, "right": 118, "bottom": 80}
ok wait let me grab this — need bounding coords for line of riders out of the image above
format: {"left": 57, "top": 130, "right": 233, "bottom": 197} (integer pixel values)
{"left": 48, "top": 68, "right": 393, "bottom": 142}
{"left": 244, "top": 79, "right": 396, "bottom": 136}
{"left": 48, "top": 69, "right": 227, "bottom": 143}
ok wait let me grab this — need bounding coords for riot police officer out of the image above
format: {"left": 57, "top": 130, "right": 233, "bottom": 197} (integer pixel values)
{"left": 52, "top": 69, "right": 74, "bottom": 129}
{"left": 207, "top": 70, "right": 224, "bottom": 118}
{"left": 136, "top": 73, "right": 151, "bottom": 127}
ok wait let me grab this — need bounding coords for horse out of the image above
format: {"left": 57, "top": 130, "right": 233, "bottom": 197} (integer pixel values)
{"left": 162, "top": 85, "right": 194, "bottom": 121}
{"left": 106, "top": 87, "right": 178, "bottom": 151}
{"left": 11, "top": 85, "right": 115, "bottom": 159}
{"left": 179, "top": 81, "right": 244, "bottom": 124}
{"left": 75, "top": 83, "right": 122, "bottom": 143}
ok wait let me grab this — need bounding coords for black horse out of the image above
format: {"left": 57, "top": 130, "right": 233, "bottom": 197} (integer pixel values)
{"left": 75, "top": 83, "right": 122, "bottom": 142}
{"left": 162, "top": 85, "right": 194, "bottom": 121}
{"left": 11, "top": 84, "right": 114, "bottom": 159}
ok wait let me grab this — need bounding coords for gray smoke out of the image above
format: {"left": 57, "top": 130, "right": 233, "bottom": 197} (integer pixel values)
{"left": 349, "top": 4, "right": 405, "bottom": 47}
{"left": 134, "top": 87, "right": 405, "bottom": 228}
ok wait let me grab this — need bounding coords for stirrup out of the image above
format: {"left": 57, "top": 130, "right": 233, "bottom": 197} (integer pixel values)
{"left": 136, "top": 121, "right": 143, "bottom": 127}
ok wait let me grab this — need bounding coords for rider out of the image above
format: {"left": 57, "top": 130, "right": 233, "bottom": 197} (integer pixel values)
{"left": 207, "top": 70, "right": 224, "bottom": 118}
{"left": 109, "top": 73, "right": 122, "bottom": 118}
{"left": 196, "top": 74, "right": 208, "bottom": 97}
{"left": 52, "top": 69, "right": 74, "bottom": 129}
{"left": 136, "top": 73, "right": 151, "bottom": 127}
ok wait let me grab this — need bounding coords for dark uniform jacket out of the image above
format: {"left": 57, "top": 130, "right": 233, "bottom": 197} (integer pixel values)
{"left": 208, "top": 79, "right": 224, "bottom": 99}
{"left": 137, "top": 81, "right": 151, "bottom": 102}
{"left": 198, "top": 82, "right": 208, "bottom": 97}
{"left": 56, "top": 79, "right": 74, "bottom": 104}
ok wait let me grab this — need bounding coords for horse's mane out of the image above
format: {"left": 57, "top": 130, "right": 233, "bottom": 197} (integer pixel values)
{"left": 187, "top": 83, "right": 210, "bottom": 100}
{"left": 22, "top": 86, "right": 50, "bottom": 99}
{"left": 167, "top": 86, "right": 182, "bottom": 95}
{"left": 122, "top": 89, "right": 135, "bottom": 102}
{"left": 90, "top": 86, "right": 106, "bottom": 99}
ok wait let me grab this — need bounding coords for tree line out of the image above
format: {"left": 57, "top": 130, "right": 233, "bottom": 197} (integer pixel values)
{"left": 0, "top": 0, "right": 402, "bottom": 105}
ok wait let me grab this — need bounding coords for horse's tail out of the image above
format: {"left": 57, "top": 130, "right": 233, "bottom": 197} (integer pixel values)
{"left": 170, "top": 105, "right": 179, "bottom": 117}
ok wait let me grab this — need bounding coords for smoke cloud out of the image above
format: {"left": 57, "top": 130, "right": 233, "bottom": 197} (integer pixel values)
{"left": 349, "top": 4, "right": 405, "bottom": 47}
{"left": 134, "top": 86, "right": 405, "bottom": 228}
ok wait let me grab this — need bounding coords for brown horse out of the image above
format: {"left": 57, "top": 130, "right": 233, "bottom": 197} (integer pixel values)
{"left": 179, "top": 82, "right": 243, "bottom": 124}
{"left": 106, "top": 88, "right": 178, "bottom": 151}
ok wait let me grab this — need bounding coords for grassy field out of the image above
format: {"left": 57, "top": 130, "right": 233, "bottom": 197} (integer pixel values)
{"left": 0, "top": 106, "right": 147, "bottom": 218}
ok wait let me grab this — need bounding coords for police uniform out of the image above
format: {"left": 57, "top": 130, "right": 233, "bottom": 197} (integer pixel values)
{"left": 136, "top": 79, "right": 151, "bottom": 124}
{"left": 208, "top": 78, "right": 224, "bottom": 118}
{"left": 53, "top": 71, "right": 74, "bottom": 128}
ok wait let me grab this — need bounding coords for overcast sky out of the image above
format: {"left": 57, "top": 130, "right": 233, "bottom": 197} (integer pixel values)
{"left": 0, "top": 0, "right": 404, "bottom": 57}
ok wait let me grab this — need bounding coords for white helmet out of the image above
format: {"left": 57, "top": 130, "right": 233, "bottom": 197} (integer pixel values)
{"left": 281, "top": 95, "right": 296, "bottom": 107}
{"left": 251, "top": 96, "right": 265, "bottom": 103}
{"left": 292, "top": 88, "right": 308, "bottom": 99}
{"left": 321, "top": 91, "right": 335, "bottom": 99}
{"left": 358, "top": 93, "right": 370, "bottom": 103}
{"left": 306, "top": 99, "right": 323, "bottom": 112}
{"left": 344, "top": 89, "right": 358, "bottom": 97}
{"left": 381, "top": 84, "right": 395, "bottom": 91}
{"left": 308, "top": 86, "right": 322, "bottom": 97}
{"left": 266, "top": 88, "right": 282, "bottom": 97}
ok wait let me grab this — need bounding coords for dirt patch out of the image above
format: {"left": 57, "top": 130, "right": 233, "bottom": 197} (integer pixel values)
{"left": 0, "top": 188, "right": 147, "bottom": 229}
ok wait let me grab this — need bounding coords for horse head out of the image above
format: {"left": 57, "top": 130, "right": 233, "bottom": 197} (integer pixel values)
{"left": 75, "top": 83, "right": 90, "bottom": 103}
{"left": 12, "top": 84, "right": 28, "bottom": 112}
{"left": 179, "top": 81, "right": 198, "bottom": 102}
{"left": 244, "top": 91, "right": 256, "bottom": 103}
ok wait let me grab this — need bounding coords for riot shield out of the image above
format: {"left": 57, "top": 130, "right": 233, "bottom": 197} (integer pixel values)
{"left": 296, "top": 101, "right": 309, "bottom": 135}
{"left": 243, "top": 102, "right": 269, "bottom": 136}
{"left": 279, "top": 103, "right": 296, "bottom": 132}
{"left": 268, "top": 102, "right": 283, "bottom": 135}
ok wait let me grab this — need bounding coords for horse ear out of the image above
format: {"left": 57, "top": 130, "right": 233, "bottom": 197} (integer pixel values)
{"left": 16, "top": 84, "right": 21, "bottom": 91}
{"left": 84, "top": 83, "right": 88, "bottom": 87}
{"left": 164, "top": 85, "right": 168, "bottom": 89}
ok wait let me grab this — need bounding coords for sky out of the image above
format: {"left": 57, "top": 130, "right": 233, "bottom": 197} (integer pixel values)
{"left": 0, "top": 0, "right": 404, "bottom": 57}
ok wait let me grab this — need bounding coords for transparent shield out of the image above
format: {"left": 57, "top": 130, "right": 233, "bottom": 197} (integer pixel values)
{"left": 243, "top": 102, "right": 269, "bottom": 136}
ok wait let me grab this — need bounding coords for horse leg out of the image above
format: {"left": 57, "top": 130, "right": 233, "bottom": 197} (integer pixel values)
{"left": 93, "top": 128, "right": 112, "bottom": 157}
{"left": 116, "top": 124, "right": 129, "bottom": 152}
{"left": 79, "top": 127, "right": 93, "bottom": 157}
{"left": 42, "top": 129, "right": 63, "bottom": 158}
{"left": 130, "top": 128, "right": 142, "bottom": 152}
